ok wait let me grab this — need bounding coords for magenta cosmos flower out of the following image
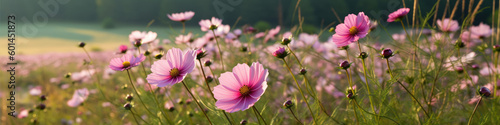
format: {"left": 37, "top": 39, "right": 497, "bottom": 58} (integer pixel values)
{"left": 331, "top": 12, "right": 370, "bottom": 47}
{"left": 470, "top": 22, "right": 492, "bottom": 38}
{"left": 387, "top": 8, "right": 410, "bottom": 22}
{"left": 437, "top": 18, "right": 459, "bottom": 32}
{"left": 167, "top": 11, "right": 195, "bottom": 22}
{"left": 146, "top": 48, "right": 196, "bottom": 87}
{"left": 109, "top": 53, "right": 145, "bottom": 71}
{"left": 213, "top": 62, "right": 268, "bottom": 113}
{"left": 199, "top": 17, "right": 222, "bottom": 31}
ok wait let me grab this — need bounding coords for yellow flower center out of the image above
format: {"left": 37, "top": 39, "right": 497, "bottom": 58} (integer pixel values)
{"left": 349, "top": 26, "right": 358, "bottom": 35}
{"left": 170, "top": 68, "right": 180, "bottom": 77}
{"left": 239, "top": 85, "right": 250, "bottom": 96}
{"left": 122, "top": 61, "right": 131, "bottom": 68}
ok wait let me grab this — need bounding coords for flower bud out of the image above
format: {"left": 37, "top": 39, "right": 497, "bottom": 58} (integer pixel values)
{"left": 65, "top": 73, "right": 72, "bottom": 78}
{"left": 281, "top": 37, "right": 292, "bottom": 45}
{"left": 299, "top": 68, "right": 307, "bottom": 75}
{"left": 456, "top": 67, "right": 464, "bottom": 74}
{"left": 78, "top": 42, "right": 86, "bottom": 48}
{"left": 471, "top": 64, "right": 480, "bottom": 70}
{"left": 209, "top": 25, "right": 218, "bottom": 30}
{"left": 346, "top": 89, "right": 356, "bottom": 99}
{"left": 124, "top": 103, "right": 133, "bottom": 110}
{"left": 187, "top": 111, "right": 194, "bottom": 117}
{"left": 40, "top": 95, "right": 46, "bottom": 101}
{"left": 339, "top": 61, "right": 351, "bottom": 70}
{"left": 177, "top": 99, "right": 184, "bottom": 104}
{"left": 154, "top": 53, "right": 164, "bottom": 59}
{"left": 358, "top": 52, "right": 368, "bottom": 59}
{"left": 204, "top": 60, "right": 212, "bottom": 67}
{"left": 144, "top": 50, "right": 151, "bottom": 56}
{"left": 329, "top": 27, "right": 335, "bottom": 33}
{"left": 494, "top": 45, "right": 500, "bottom": 52}
{"left": 272, "top": 47, "right": 288, "bottom": 59}
{"left": 119, "top": 45, "right": 128, "bottom": 54}
{"left": 36, "top": 104, "right": 46, "bottom": 110}
{"left": 455, "top": 41, "right": 465, "bottom": 48}
{"left": 347, "top": 92, "right": 355, "bottom": 99}
{"left": 133, "top": 41, "right": 142, "bottom": 47}
{"left": 196, "top": 48, "right": 207, "bottom": 60}
{"left": 240, "top": 120, "right": 248, "bottom": 125}
{"left": 340, "top": 46, "right": 349, "bottom": 50}
{"left": 168, "top": 107, "right": 175, "bottom": 112}
{"left": 206, "top": 75, "right": 213, "bottom": 83}
{"left": 478, "top": 87, "right": 492, "bottom": 97}
{"left": 125, "top": 94, "right": 133, "bottom": 102}
{"left": 244, "top": 26, "right": 256, "bottom": 34}
{"left": 283, "top": 100, "right": 294, "bottom": 109}
{"left": 381, "top": 49, "right": 394, "bottom": 59}
{"left": 240, "top": 46, "right": 248, "bottom": 52}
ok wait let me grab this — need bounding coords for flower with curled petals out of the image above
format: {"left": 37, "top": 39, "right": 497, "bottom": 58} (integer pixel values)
{"left": 387, "top": 8, "right": 410, "bottom": 22}
{"left": 167, "top": 11, "right": 195, "bottom": 22}
{"left": 109, "top": 54, "right": 145, "bottom": 71}
{"left": 213, "top": 62, "right": 269, "bottom": 113}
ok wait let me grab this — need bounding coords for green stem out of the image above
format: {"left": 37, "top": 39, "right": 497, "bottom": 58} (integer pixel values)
{"left": 137, "top": 48, "right": 171, "bottom": 124}
{"left": 126, "top": 69, "right": 157, "bottom": 118}
{"left": 352, "top": 101, "right": 360, "bottom": 125}
{"left": 197, "top": 59, "right": 233, "bottom": 125}
{"left": 130, "top": 110, "right": 141, "bottom": 125}
{"left": 354, "top": 99, "right": 400, "bottom": 125}
{"left": 148, "top": 84, "right": 172, "bottom": 124}
{"left": 182, "top": 22, "right": 186, "bottom": 34}
{"left": 82, "top": 48, "right": 110, "bottom": 102}
{"left": 252, "top": 106, "right": 267, "bottom": 125}
{"left": 181, "top": 81, "right": 213, "bottom": 125}
{"left": 282, "top": 59, "right": 318, "bottom": 125}
{"left": 356, "top": 43, "right": 377, "bottom": 116}
{"left": 386, "top": 57, "right": 429, "bottom": 118}
{"left": 494, "top": 52, "right": 498, "bottom": 97}
{"left": 287, "top": 45, "right": 332, "bottom": 119}
{"left": 467, "top": 96, "right": 482, "bottom": 125}
{"left": 288, "top": 108, "right": 303, "bottom": 125}
{"left": 211, "top": 29, "right": 225, "bottom": 71}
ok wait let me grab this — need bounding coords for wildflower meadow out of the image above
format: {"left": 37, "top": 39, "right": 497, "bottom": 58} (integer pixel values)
{"left": 2, "top": 0, "right": 500, "bottom": 124}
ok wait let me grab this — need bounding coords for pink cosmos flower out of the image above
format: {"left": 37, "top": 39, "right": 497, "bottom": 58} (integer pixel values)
{"left": 199, "top": 17, "right": 222, "bottom": 31}
{"left": 109, "top": 53, "right": 145, "bottom": 71}
{"left": 469, "top": 22, "right": 492, "bottom": 38}
{"left": 460, "top": 31, "right": 481, "bottom": 46}
{"left": 29, "top": 86, "right": 42, "bottom": 95}
{"left": 167, "top": 11, "right": 195, "bottom": 22}
{"left": 129, "top": 30, "right": 145, "bottom": 43}
{"left": 213, "top": 62, "right": 269, "bottom": 113}
{"left": 17, "top": 109, "right": 29, "bottom": 119}
{"left": 331, "top": 12, "right": 370, "bottom": 47}
{"left": 255, "top": 32, "right": 266, "bottom": 38}
{"left": 272, "top": 47, "right": 287, "bottom": 58}
{"left": 147, "top": 48, "right": 196, "bottom": 87}
{"left": 264, "top": 26, "right": 281, "bottom": 43}
{"left": 175, "top": 33, "right": 193, "bottom": 44}
{"left": 128, "top": 31, "right": 158, "bottom": 44}
{"left": 67, "top": 88, "right": 89, "bottom": 107}
{"left": 141, "top": 31, "right": 158, "bottom": 44}
{"left": 119, "top": 45, "right": 128, "bottom": 53}
{"left": 437, "top": 18, "right": 459, "bottom": 32}
{"left": 387, "top": 8, "right": 410, "bottom": 22}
